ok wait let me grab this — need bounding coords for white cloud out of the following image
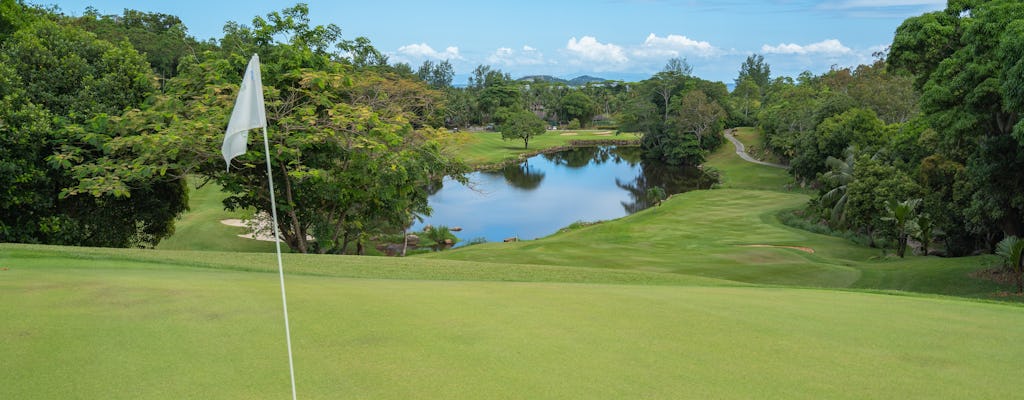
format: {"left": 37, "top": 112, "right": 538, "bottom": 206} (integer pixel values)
{"left": 761, "top": 39, "right": 852, "bottom": 55}
{"left": 487, "top": 45, "right": 545, "bottom": 66}
{"left": 634, "top": 33, "right": 719, "bottom": 58}
{"left": 566, "top": 36, "right": 629, "bottom": 64}
{"left": 396, "top": 43, "right": 462, "bottom": 60}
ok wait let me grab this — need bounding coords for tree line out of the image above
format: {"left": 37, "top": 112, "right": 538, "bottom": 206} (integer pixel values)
{"left": 3, "top": 0, "right": 1019, "bottom": 264}
{"left": 754, "top": 0, "right": 1024, "bottom": 262}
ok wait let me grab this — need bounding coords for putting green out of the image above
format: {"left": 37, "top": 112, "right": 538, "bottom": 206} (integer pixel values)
{"left": 3, "top": 258, "right": 1022, "bottom": 399}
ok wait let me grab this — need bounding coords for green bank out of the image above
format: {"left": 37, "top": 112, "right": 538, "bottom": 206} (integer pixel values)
{"left": 2, "top": 247, "right": 1022, "bottom": 399}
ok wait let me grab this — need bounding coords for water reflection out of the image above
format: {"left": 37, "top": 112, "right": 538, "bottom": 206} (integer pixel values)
{"left": 415, "top": 146, "right": 716, "bottom": 244}
{"left": 616, "top": 162, "right": 713, "bottom": 214}
{"left": 482, "top": 162, "right": 546, "bottom": 190}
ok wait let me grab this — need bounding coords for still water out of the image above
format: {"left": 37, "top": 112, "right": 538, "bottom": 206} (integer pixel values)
{"left": 414, "top": 146, "right": 714, "bottom": 244}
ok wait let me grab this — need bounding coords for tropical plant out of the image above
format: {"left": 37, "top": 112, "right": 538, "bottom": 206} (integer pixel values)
{"left": 882, "top": 198, "right": 921, "bottom": 258}
{"left": 423, "top": 225, "right": 459, "bottom": 251}
{"left": 820, "top": 146, "right": 856, "bottom": 224}
{"left": 913, "top": 212, "right": 936, "bottom": 256}
{"left": 995, "top": 236, "right": 1024, "bottom": 294}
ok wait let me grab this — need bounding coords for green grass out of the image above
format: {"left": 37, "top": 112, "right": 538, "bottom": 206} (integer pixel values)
{"left": 732, "top": 126, "right": 783, "bottom": 164}
{"left": 426, "top": 132, "right": 1010, "bottom": 299}
{"left": 455, "top": 129, "right": 640, "bottom": 166}
{"left": 156, "top": 181, "right": 276, "bottom": 253}
{"left": 3, "top": 248, "right": 1023, "bottom": 399}
{"left": 706, "top": 129, "right": 796, "bottom": 191}
{"left": 6, "top": 126, "right": 1022, "bottom": 398}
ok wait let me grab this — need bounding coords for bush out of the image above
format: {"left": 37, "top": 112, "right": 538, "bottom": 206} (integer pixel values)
{"left": 567, "top": 118, "right": 581, "bottom": 129}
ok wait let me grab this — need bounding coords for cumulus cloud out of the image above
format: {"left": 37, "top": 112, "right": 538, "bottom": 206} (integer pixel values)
{"left": 487, "top": 45, "right": 545, "bottom": 66}
{"left": 396, "top": 43, "right": 462, "bottom": 60}
{"left": 566, "top": 36, "right": 629, "bottom": 64}
{"left": 634, "top": 33, "right": 719, "bottom": 58}
{"left": 761, "top": 39, "right": 852, "bottom": 55}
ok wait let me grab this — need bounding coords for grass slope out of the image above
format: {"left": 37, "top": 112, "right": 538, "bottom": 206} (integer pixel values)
{"left": 426, "top": 131, "right": 1007, "bottom": 299}
{"left": 156, "top": 181, "right": 275, "bottom": 253}
{"left": 5, "top": 127, "right": 1020, "bottom": 399}
{"left": 3, "top": 251, "right": 1023, "bottom": 399}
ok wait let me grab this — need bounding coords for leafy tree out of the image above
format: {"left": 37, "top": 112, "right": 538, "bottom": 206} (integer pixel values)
{"left": 882, "top": 198, "right": 921, "bottom": 258}
{"left": 560, "top": 91, "right": 596, "bottom": 127}
{"left": 0, "top": 10, "right": 187, "bottom": 247}
{"left": 66, "top": 5, "right": 466, "bottom": 254}
{"left": 996, "top": 235, "right": 1024, "bottom": 293}
{"left": 790, "top": 108, "right": 886, "bottom": 182}
{"left": 415, "top": 59, "right": 454, "bottom": 89}
{"left": 72, "top": 8, "right": 207, "bottom": 88}
{"left": 732, "top": 76, "right": 761, "bottom": 124}
{"left": 736, "top": 54, "right": 770, "bottom": 96}
{"left": 500, "top": 109, "right": 546, "bottom": 149}
{"left": 820, "top": 147, "right": 856, "bottom": 225}
{"left": 914, "top": 212, "right": 936, "bottom": 255}
{"left": 844, "top": 156, "right": 921, "bottom": 247}
{"left": 652, "top": 58, "right": 692, "bottom": 121}
{"left": 889, "top": 0, "right": 1024, "bottom": 238}
{"left": 671, "top": 90, "right": 726, "bottom": 148}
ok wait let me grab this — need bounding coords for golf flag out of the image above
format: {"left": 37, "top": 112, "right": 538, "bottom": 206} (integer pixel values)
{"left": 222, "top": 54, "right": 267, "bottom": 170}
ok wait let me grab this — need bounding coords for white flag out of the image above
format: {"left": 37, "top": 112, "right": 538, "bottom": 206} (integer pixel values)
{"left": 222, "top": 54, "right": 267, "bottom": 170}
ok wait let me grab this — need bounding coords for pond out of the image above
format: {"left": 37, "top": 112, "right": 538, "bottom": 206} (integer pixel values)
{"left": 413, "top": 146, "right": 715, "bottom": 245}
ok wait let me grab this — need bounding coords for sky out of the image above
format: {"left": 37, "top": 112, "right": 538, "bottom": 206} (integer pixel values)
{"left": 42, "top": 0, "right": 947, "bottom": 84}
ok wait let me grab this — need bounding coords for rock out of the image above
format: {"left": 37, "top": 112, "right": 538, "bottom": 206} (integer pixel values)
{"left": 503, "top": 237, "right": 518, "bottom": 243}
{"left": 443, "top": 239, "right": 454, "bottom": 245}
{"left": 405, "top": 234, "right": 420, "bottom": 245}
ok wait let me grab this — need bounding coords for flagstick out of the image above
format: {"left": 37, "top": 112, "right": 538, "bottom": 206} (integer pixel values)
{"left": 262, "top": 126, "right": 298, "bottom": 400}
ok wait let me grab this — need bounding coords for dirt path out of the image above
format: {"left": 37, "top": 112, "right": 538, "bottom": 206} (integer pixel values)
{"left": 724, "top": 129, "right": 787, "bottom": 169}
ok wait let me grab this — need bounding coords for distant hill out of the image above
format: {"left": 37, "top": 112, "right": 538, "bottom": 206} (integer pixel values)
{"left": 567, "top": 75, "right": 607, "bottom": 85}
{"left": 517, "top": 75, "right": 610, "bottom": 86}
{"left": 518, "top": 75, "right": 568, "bottom": 84}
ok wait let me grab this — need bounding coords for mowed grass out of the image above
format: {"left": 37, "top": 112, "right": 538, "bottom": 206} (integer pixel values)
{"left": 706, "top": 129, "right": 795, "bottom": 191}
{"left": 454, "top": 129, "right": 640, "bottom": 165}
{"left": 6, "top": 127, "right": 1021, "bottom": 398}
{"left": 427, "top": 132, "right": 1009, "bottom": 299}
{"left": 3, "top": 250, "right": 1023, "bottom": 399}
{"left": 156, "top": 181, "right": 275, "bottom": 253}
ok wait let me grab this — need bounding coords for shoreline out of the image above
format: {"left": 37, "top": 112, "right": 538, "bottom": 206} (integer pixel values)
{"left": 473, "top": 138, "right": 641, "bottom": 171}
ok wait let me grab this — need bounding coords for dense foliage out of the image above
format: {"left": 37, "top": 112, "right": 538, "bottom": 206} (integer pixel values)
{"left": 758, "top": 0, "right": 1024, "bottom": 256}
{"left": 0, "top": 2, "right": 464, "bottom": 253}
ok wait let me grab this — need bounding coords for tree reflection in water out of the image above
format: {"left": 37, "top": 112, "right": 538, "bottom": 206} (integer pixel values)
{"left": 613, "top": 147, "right": 715, "bottom": 214}
{"left": 482, "top": 161, "right": 546, "bottom": 190}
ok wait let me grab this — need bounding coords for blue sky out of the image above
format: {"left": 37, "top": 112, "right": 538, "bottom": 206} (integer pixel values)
{"left": 43, "top": 0, "right": 946, "bottom": 83}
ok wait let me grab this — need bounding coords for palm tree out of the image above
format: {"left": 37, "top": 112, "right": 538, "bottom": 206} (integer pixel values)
{"left": 996, "top": 236, "right": 1024, "bottom": 294}
{"left": 820, "top": 147, "right": 856, "bottom": 225}
{"left": 913, "top": 212, "right": 936, "bottom": 256}
{"left": 883, "top": 198, "right": 921, "bottom": 258}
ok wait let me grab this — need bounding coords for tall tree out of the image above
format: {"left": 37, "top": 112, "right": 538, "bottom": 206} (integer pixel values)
{"left": 671, "top": 90, "right": 726, "bottom": 147}
{"left": 500, "top": 109, "right": 546, "bottom": 149}
{"left": 652, "top": 58, "right": 692, "bottom": 121}
{"left": 559, "top": 90, "right": 596, "bottom": 127}
{"left": 889, "top": 0, "right": 1024, "bottom": 237}
{"left": 736, "top": 54, "right": 771, "bottom": 94}
{"left": 0, "top": 9, "right": 187, "bottom": 247}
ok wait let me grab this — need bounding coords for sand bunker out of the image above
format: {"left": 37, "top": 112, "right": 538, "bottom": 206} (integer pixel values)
{"left": 220, "top": 219, "right": 279, "bottom": 242}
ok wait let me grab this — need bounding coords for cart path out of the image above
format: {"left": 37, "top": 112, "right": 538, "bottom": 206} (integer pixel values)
{"left": 723, "top": 129, "right": 787, "bottom": 169}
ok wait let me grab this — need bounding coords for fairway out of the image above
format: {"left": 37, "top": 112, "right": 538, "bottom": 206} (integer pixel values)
{"left": 3, "top": 253, "right": 1023, "bottom": 399}
{"left": 3, "top": 128, "right": 1018, "bottom": 398}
